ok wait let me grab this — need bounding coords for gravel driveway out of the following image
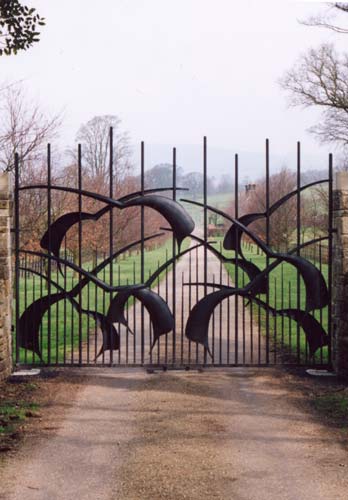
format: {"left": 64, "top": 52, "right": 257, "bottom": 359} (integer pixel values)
{"left": 1, "top": 367, "right": 347, "bottom": 500}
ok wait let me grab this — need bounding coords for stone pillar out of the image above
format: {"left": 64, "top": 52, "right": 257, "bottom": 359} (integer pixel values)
{"left": 0, "top": 173, "right": 12, "bottom": 379}
{"left": 332, "top": 171, "right": 348, "bottom": 378}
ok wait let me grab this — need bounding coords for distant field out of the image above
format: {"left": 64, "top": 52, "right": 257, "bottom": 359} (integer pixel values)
{"left": 207, "top": 192, "right": 233, "bottom": 208}
{"left": 180, "top": 191, "right": 233, "bottom": 226}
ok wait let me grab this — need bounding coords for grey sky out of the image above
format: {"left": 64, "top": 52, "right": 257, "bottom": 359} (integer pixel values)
{"left": 1, "top": 1, "right": 343, "bottom": 178}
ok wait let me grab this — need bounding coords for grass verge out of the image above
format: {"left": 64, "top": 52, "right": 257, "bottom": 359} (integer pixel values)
{"left": 311, "top": 390, "right": 348, "bottom": 427}
{"left": 0, "top": 381, "right": 40, "bottom": 453}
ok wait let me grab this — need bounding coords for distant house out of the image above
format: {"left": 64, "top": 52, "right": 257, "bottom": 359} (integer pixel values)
{"left": 245, "top": 183, "right": 256, "bottom": 195}
{"left": 207, "top": 223, "right": 226, "bottom": 237}
{"left": 207, "top": 213, "right": 226, "bottom": 237}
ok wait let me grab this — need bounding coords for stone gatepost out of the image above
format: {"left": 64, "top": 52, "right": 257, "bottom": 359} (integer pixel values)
{"left": 332, "top": 171, "right": 348, "bottom": 379}
{"left": 0, "top": 173, "right": 12, "bottom": 379}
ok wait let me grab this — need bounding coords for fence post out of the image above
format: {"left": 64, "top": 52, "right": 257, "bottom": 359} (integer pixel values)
{"left": 0, "top": 172, "right": 12, "bottom": 379}
{"left": 332, "top": 171, "right": 348, "bottom": 378}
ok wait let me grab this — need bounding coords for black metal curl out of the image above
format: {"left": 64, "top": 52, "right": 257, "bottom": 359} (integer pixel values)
{"left": 107, "top": 289, "right": 174, "bottom": 352}
{"left": 184, "top": 282, "right": 328, "bottom": 358}
{"left": 17, "top": 235, "right": 204, "bottom": 359}
{"left": 17, "top": 234, "right": 162, "bottom": 359}
{"left": 181, "top": 199, "right": 329, "bottom": 311}
{"left": 36, "top": 186, "right": 194, "bottom": 263}
{"left": 222, "top": 179, "right": 328, "bottom": 257}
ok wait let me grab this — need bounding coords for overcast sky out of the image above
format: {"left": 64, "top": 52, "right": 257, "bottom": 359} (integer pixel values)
{"left": 1, "top": 1, "right": 344, "bottom": 178}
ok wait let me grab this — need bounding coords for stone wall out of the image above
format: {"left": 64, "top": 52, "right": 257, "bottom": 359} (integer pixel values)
{"left": 332, "top": 171, "right": 348, "bottom": 378}
{"left": 0, "top": 173, "right": 12, "bottom": 380}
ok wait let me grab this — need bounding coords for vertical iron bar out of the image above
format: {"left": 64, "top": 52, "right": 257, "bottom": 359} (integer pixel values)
{"left": 289, "top": 281, "right": 292, "bottom": 356}
{"left": 87, "top": 267, "right": 90, "bottom": 364}
{"left": 133, "top": 259, "right": 136, "bottom": 364}
{"left": 234, "top": 154, "right": 239, "bottom": 364}
{"left": 56, "top": 256, "right": 59, "bottom": 364}
{"left": 39, "top": 258, "right": 43, "bottom": 360}
{"left": 148, "top": 268, "right": 152, "bottom": 365}
{"left": 14, "top": 153, "right": 20, "bottom": 364}
{"left": 195, "top": 246, "right": 199, "bottom": 363}
{"left": 165, "top": 248, "right": 169, "bottom": 365}
{"left": 24, "top": 253, "right": 28, "bottom": 364}
{"left": 47, "top": 144, "right": 52, "bottom": 365}
{"left": 227, "top": 270, "right": 230, "bottom": 364}
{"left": 328, "top": 153, "right": 333, "bottom": 367}
{"left": 319, "top": 243, "right": 323, "bottom": 365}
{"left": 203, "top": 136, "right": 208, "bottom": 365}
{"left": 102, "top": 264, "right": 106, "bottom": 365}
{"left": 219, "top": 243, "right": 223, "bottom": 365}
{"left": 122, "top": 278, "right": 128, "bottom": 364}
{"left": 157, "top": 259, "right": 161, "bottom": 365}
{"left": 78, "top": 144, "right": 83, "bottom": 365}
{"left": 274, "top": 277, "right": 277, "bottom": 364}
{"left": 109, "top": 127, "right": 114, "bottom": 366}
{"left": 126, "top": 277, "right": 129, "bottom": 364}
{"left": 296, "top": 141, "right": 301, "bottom": 364}
{"left": 172, "top": 147, "right": 177, "bottom": 364}
{"left": 242, "top": 270, "right": 246, "bottom": 364}
{"left": 118, "top": 264, "right": 121, "bottom": 364}
{"left": 265, "top": 139, "right": 270, "bottom": 364}
{"left": 181, "top": 271, "right": 184, "bottom": 365}
{"left": 281, "top": 263, "right": 284, "bottom": 352}
{"left": 140, "top": 141, "right": 145, "bottom": 365}
{"left": 249, "top": 254, "right": 254, "bottom": 364}
{"left": 188, "top": 251, "right": 192, "bottom": 364}
{"left": 212, "top": 274, "right": 215, "bottom": 363}
{"left": 94, "top": 257, "right": 98, "bottom": 363}
{"left": 250, "top": 290, "right": 254, "bottom": 364}
{"left": 70, "top": 275, "right": 74, "bottom": 364}
{"left": 63, "top": 236, "right": 67, "bottom": 364}
{"left": 258, "top": 301, "right": 261, "bottom": 364}
{"left": 32, "top": 272, "right": 35, "bottom": 364}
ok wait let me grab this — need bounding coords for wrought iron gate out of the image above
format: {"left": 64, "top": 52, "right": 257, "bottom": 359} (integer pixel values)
{"left": 13, "top": 134, "right": 333, "bottom": 368}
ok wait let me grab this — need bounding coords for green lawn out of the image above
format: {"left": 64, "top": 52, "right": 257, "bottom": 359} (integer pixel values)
{"left": 15, "top": 237, "right": 188, "bottom": 365}
{"left": 207, "top": 192, "right": 233, "bottom": 208}
{"left": 211, "top": 237, "right": 329, "bottom": 365}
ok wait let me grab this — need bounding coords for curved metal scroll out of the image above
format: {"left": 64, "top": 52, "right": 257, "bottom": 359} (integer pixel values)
{"left": 182, "top": 199, "right": 328, "bottom": 311}
{"left": 185, "top": 283, "right": 328, "bottom": 358}
{"left": 40, "top": 205, "right": 110, "bottom": 264}
{"left": 122, "top": 195, "right": 195, "bottom": 249}
{"left": 185, "top": 287, "right": 236, "bottom": 356}
{"left": 18, "top": 268, "right": 120, "bottom": 361}
{"left": 17, "top": 234, "right": 162, "bottom": 360}
{"left": 103, "top": 243, "right": 207, "bottom": 352}
{"left": 40, "top": 189, "right": 195, "bottom": 263}
{"left": 107, "top": 289, "right": 174, "bottom": 352}
{"left": 18, "top": 293, "right": 65, "bottom": 360}
{"left": 222, "top": 179, "right": 328, "bottom": 257}
{"left": 247, "top": 296, "right": 329, "bottom": 357}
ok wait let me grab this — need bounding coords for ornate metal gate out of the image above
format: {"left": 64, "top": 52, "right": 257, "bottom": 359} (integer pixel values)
{"left": 13, "top": 134, "right": 333, "bottom": 368}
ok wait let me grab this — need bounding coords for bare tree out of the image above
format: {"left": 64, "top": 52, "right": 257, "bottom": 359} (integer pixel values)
{"left": 301, "top": 3, "right": 348, "bottom": 34}
{"left": 238, "top": 167, "right": 297, "bottom": 251}
{"left": 0, "top": 83, "right": 61, "bottom": 174}
{"left": 72, "top": 115, "right": 132, "bottom": 182}
{"left": 19, "top": 159, "right": 71, "bottom": 251}
{"left": 280, "top": 4, "right": 348, "bottom": 149}
{"left": 301, "top": 188, "right": 328, "bottom": 241}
